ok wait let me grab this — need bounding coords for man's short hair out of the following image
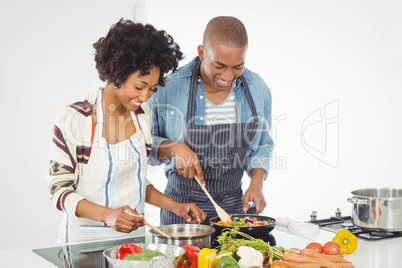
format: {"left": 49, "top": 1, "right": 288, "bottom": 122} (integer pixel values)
{"left": 203, "top": 16, "right": 248, "bottom": 48}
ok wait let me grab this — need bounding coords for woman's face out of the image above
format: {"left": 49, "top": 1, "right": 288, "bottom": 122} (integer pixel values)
{"left": 115, "top": 66, "right": 160, "bottom": 112}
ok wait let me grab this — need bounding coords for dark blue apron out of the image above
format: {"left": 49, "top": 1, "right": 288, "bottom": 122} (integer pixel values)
{"left": 161, "top": 59, "right": 259, "bottom": 224}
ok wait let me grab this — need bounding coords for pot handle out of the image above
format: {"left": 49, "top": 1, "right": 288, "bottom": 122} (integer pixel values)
{"left": 347, "top": 196, "right": 370, "bottom": 204}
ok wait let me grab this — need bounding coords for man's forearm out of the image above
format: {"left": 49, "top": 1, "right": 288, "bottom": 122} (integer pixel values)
{"left": 249, "top": 168, "right": 266, "bottom": 188}
{"left": 157, "top": 140, "right": 179, "bottom": 159}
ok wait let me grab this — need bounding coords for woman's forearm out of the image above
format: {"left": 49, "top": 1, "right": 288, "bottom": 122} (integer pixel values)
{"left": 75, "top": 199, "right": 112, "bottom": 223}
{"left": 145, "top": 184, "right": 177, "bottom": 211}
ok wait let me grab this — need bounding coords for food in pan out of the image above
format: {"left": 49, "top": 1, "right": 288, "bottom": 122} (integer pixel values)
{"left": 212, "top": 216, "right": 274, "bottom": 227}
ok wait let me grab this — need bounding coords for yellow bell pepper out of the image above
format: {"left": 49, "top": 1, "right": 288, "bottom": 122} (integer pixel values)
{"left": 332, "top": 229, "right": 358, "bottom": 254}
{"left": 198, "top": 248, "right": 217, "bottom": 268}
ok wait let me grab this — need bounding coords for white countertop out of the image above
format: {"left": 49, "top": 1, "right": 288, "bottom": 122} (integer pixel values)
{"left": 1, "top": 227, "right": 401, "bottom": 267}
{"left": 0, "top": 247, "right": 57, "bottom": 268}
{"left": 273, "top": 225, "right": 402, "bottom": 268}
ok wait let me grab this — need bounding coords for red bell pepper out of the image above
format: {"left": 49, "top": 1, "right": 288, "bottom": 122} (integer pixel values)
{"left": 177, "top": 245, "right": 200, "bottom": 268}
{"left": 115, "top": 243, "right": 143, "bottom": 259}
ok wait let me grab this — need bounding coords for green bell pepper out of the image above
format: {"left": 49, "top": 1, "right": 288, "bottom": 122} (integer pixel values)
{"left": 215, "top": 256, "right": 240, "bottom": 268}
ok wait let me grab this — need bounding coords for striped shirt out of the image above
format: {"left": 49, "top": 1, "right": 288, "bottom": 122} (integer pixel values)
{"left": 47, "top": 90, "right": 152, "bottom": 214}
{"left": 205, "top": 84, "right": 238, "bottom": 125}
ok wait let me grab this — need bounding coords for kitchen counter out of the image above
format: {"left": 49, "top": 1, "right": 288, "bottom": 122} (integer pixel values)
{"left": 1, "top": 227, "right": 401, "bottom": 267}
{"left": 274, "top": 225, "right": 402, "bottom": 268}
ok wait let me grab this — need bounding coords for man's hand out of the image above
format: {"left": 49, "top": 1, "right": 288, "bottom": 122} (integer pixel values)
{"left": 159, "top": 141, "right": 205, "bottom": 186}
{"left": 242, "top": 169, "right": 267, "bottom": 214}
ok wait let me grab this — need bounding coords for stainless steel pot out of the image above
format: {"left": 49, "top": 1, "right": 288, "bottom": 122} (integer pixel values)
{"left": 149, "top": 224, "right": 215, "bottom": 249}
{"left": 348, "top": 188, "right": 402, "bottom": 232}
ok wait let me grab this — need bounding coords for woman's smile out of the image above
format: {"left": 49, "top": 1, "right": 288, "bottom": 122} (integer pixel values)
{"left": 131, "top": 99, "right": 141, "bottom": 107}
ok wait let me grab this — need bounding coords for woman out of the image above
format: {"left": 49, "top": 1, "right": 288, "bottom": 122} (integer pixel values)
{"left": 47, "top": 18, "right": 206, "bottom": 243}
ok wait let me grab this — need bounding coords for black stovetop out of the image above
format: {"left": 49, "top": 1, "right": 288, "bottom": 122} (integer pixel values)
{"left": 32, "top": 236, "right": 147, "bottom": 268}
{"left": 306, "top": 215, "right": 402, "bottom": 241}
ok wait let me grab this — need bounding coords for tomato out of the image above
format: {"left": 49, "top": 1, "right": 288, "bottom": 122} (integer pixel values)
{"left": 305, "top": 242, "right": 323, "bottom": 253}
{"left": 271, "top": 260, "right": 288, "bottom": 268}
{"left": 323, "top": 241, "right": 341, "bottom": 255}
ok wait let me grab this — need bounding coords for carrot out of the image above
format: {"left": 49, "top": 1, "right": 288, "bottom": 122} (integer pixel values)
{"left": 283, "top": 262, "right": 354, "bottom": 268}
{"left": 301, "top": 249, "right": 352, "bottom": 263}
{"left": 336, "top": 264, "right": 354, "bottom": 268}
{"left": 282, "top": 252, "right": 342, "bottom": 268}
{"left": 282, "top": 261, "right": 330, "bottom": 268}
{"left": 290, "top": 248, "right": 302, "bottom": 252}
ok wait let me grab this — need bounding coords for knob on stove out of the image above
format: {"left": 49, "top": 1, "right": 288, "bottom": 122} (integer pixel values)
{"left": 335, "top": 208, "right": 342, "bottom": 217}
{"left": 310, "top": 211, "right": 317, "bottom": 220}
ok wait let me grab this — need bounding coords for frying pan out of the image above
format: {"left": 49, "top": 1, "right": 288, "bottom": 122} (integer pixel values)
{"left": 210, "top": 214, "right": 276, "bottom": 244}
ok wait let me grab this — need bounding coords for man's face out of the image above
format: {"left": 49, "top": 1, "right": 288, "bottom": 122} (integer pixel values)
{"left": 198, "top": 41, "right": 247, "bottom": 92}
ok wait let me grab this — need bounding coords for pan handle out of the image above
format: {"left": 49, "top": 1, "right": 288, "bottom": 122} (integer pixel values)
{"left": 246, "top": 202, "right": 256, "bottom": 214}
{"left": 347, "top": 196, "right": 369, "bottom": 204}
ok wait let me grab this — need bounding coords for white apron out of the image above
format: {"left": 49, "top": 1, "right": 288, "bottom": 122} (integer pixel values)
{"left": 57, "top": 89, "right": 148, "bottom": 244}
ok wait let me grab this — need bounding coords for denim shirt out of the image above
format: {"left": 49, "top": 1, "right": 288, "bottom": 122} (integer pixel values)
{"left": 147, "top": 57, "right": 274, "bottom": 179}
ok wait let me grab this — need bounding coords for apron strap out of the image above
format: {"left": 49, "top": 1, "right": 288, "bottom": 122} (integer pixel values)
{"left": 186, "top": 58, "right": 201, "bottom": 124}
{"left": 238, "top": 75, "right": 259, "bottom": 124}
{"left": 131, "top": 112, "right": 141, "bottom": 132}
{"left": 96, "top": 89, "right": 104, "bottom": 136}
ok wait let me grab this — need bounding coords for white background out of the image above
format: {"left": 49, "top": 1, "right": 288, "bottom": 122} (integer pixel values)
{"left": 0, "top": 0, "right": 401, "bottom": 251}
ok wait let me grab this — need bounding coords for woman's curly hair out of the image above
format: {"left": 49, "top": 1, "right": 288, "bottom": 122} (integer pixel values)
{"left": 93, "top": 18, "right": 183, "bottom": 88}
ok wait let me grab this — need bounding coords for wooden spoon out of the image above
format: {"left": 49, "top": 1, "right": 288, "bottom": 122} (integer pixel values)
{"left": 194, "top": 175, "right": 231, "bottom": 222}
{"left": 124, "top": 210, "right": 171, "bottom": 238}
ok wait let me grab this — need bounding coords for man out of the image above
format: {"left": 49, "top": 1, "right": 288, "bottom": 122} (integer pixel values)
{"left": 148, "top": 16, "right": 274, "bottom": 224}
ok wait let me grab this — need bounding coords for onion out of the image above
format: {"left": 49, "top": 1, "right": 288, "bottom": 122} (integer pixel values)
{"left": 245, "top": 218, "right": 253, "bottom": 224}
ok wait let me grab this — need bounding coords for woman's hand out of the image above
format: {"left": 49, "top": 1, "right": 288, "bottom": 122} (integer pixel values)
{"left": 76, "top": 200, "right": 145, "bottom": 233}
{"left": 145, "top": 184, "right": 206, "bottom": 224}
{"left": 104, "top": 206, "right": 145, "bottom": 233}
{"left": 173, "top": 203, "right": 207, "bottom": 224}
